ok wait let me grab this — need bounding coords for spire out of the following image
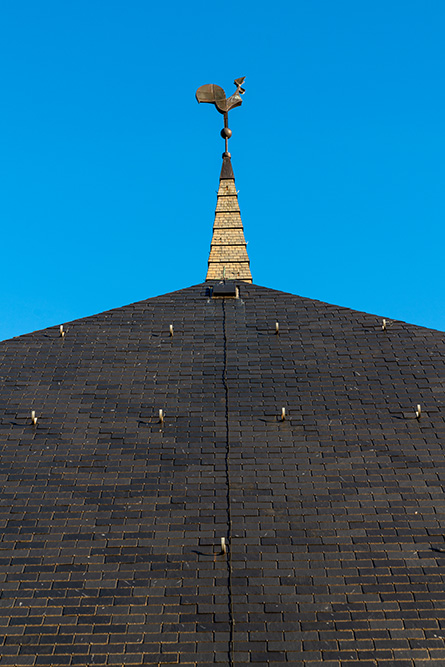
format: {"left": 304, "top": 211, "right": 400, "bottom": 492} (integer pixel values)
{"left": 206, "top": 153, "right": 252, "bottom": 282}
{"left": 196, "top": 76, "right": 252, "bottom": 283}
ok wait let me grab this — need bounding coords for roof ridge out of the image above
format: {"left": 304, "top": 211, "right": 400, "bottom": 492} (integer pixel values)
{"left": 2, "top": 282, "right": 443, "bottom": 344}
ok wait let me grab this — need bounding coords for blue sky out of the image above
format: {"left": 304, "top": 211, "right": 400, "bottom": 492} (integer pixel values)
{"left": 1, "top": 1, "right": 444, "bottom": 340}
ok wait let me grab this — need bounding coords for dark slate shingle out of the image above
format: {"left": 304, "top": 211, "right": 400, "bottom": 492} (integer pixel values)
{"left": 0, "top": 281, "right": 444, "bottom": 665}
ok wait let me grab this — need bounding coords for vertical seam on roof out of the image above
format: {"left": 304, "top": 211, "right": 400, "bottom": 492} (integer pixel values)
{"left": 222, "top": 298, "right": 235, "bottom": 666}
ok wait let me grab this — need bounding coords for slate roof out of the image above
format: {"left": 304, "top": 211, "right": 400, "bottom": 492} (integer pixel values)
{"left": 0, "top": 281, "right": 445, "bottom": 666}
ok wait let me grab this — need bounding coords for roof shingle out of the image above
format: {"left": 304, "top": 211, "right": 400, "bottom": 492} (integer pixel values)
{"left": 0, "top": 281, "right": 444, "bottom": 665}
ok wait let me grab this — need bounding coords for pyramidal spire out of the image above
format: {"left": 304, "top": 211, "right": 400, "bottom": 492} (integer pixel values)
{"left": 206, "top": 153, "right": 252, "bottom": 282}
{"left": 196, "top": 76, "right": 252, "bottom": 283}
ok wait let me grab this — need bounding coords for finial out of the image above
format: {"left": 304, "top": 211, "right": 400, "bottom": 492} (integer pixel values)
{"left": 196, "top": 77, "right": 246, "bottom": 153}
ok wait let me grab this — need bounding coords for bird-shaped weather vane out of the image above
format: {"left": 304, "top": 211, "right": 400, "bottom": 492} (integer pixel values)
{"left": 196, "top": 76, "right": 246, "bottom": 155}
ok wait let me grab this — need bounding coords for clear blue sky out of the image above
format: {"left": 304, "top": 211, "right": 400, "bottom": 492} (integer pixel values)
{"left": 1, "top": 1, "right": 444, "bottom": 340}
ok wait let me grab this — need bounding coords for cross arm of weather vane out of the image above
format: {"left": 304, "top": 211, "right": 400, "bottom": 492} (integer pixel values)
{"left": 195, "top": 77, "right": 246, "bottom": 115}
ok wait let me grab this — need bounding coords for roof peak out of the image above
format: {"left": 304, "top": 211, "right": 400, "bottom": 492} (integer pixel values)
{"left": 220, "top": 152, "right": 234, "bottom": 179}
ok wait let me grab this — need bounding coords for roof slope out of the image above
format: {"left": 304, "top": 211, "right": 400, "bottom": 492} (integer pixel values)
{"left": 0, "top": 282, "right": 444, "bottom": 666}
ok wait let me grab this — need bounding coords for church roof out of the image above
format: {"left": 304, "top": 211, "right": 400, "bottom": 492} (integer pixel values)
{"left": 1, "top": 280, "right": 445, "bottom": 665}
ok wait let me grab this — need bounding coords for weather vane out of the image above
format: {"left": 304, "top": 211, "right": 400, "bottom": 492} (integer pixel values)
{"left": 196, "top": 77, "right": 246, "bottom": 155}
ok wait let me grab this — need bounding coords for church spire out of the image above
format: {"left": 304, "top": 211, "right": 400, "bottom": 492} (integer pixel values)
{"left": 196, "top": 77, "right": 252, "bottom": 283}
{"left": 206, "top": 153, "right": 252, "bottom": 282}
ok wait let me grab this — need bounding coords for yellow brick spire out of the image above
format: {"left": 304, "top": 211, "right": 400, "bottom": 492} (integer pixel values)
{"left": 206, "top": 153, "right": 252, "bottom": 283}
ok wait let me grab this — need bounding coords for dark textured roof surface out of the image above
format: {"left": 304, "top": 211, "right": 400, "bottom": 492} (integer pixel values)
{"left": 1, "top": 282, "right": 445, "bottom": 666}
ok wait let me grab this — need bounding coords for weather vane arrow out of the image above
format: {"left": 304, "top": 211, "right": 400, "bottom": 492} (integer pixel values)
{"left": 196, "top": 76, "right": 246, "bottom": 155}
